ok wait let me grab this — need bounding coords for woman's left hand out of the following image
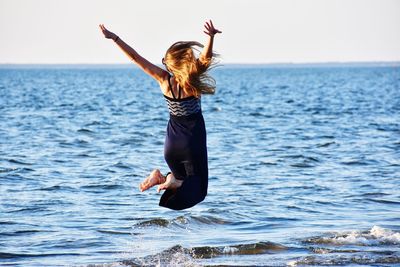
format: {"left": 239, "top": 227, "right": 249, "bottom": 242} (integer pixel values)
{"left": 203, "top": 20, "right": 222, "bottom": 37}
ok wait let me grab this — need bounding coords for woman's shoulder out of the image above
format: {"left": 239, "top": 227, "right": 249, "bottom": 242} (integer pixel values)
{"left": 159, "top": 73, "right": 172, "bottom": 95}
{"left": 161, "top": 76, "right": 199, "bottom": 100}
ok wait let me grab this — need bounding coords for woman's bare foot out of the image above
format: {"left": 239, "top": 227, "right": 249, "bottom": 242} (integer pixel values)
{"left": 157, "top": 173, "right": 183, "bottom": 193}
{"left": 139, "top": 169, "right": 165, "bottom": 192}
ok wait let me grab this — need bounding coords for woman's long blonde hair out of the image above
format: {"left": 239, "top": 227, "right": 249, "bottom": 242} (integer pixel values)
{"left": 163, "top": 41, "right": 218, "bottom": 98}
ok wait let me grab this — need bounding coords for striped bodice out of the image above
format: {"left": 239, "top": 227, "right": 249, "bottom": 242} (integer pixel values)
{"left": 164, "top": 75, "right": 201, "bottom": 117}
{"left": 164, "top": 95, "right": 201, "bottom": 117}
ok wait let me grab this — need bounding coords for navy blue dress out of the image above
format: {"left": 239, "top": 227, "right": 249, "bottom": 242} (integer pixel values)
{"left": 159, "top": 76, "right": 208, "bottom": 210}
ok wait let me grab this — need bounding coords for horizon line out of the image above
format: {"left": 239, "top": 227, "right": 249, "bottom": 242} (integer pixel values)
{"left": 0, "top": 61, "right": 399, "bottom": 68}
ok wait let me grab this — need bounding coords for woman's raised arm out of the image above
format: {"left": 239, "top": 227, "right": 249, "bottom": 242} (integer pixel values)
{"left": 99, "top": 24, "right": 168, "bottom": 83}
{"left": 199, "top": 20, "right": 222, "bottom": 64}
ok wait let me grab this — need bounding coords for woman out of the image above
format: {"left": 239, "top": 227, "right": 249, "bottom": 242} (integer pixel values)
{"left": 99, "top": 20, "right": 221, "bottom": 210}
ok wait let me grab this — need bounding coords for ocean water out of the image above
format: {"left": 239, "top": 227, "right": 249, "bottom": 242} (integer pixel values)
{"left": 0, "top": 64, "right": 399, "bottom": 267}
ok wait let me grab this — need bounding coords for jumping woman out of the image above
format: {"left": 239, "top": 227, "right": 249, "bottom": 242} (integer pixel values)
{"left": 99, "top": 20, "right": 221, "bottom": 210}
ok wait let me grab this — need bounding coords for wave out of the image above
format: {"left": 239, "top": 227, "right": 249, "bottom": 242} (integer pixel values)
{"left": 7, "top": 159, "right": 33, "bottom": 165}
{"left": 287, "top": 226, "right": 400, "bottom": 266}
{"left": 0, "top": 167, "right": 17, "bottom": 173}
{"left": 0, "top": 252, "right": 82, "bottom": 259}
{"left": 196, "top": 241, "right": 286, "bottom": 257}
{"left": 0, "top": 167, "right": 35, "bottom": 179}
{"left": 0, "top": 229, "right": 44, "bottom": 236}
{"left": 135, "top": 218, "right": 170, "bottom": 227}
{"left": 80, "top": 184, "right": 124, "bottom": 191}
{"left": 122, "top": 241, "right": 287, "bottom": 266}
{"left": 340, "top": 159, "right": 370, "bottom": 166}
{"left": 134, "top": 215, "right": 231, "bottom": 229}
{"left": 367, "top": 198, "right": 400, "bottom": 205}
{"left": 111, "top": 161, "right": 133, "bottom": 170}
{"left": 38, "top": 184, "right": 77, "bottom": 192}
{"left": 59, "top": 138, "right": 90, "bottom": 148}
{"left": 97, "top": 229, "right": 132, "bottom": 235}
{"left": 84, "top": 120, "right": 109, "bottom": 126}
{"left": 316, "top": 141, "right": 335, "bottom": 147}
{"left": 77, "top": 128, "right": 94, "bottom": 134}
{"left": 303, "top": 226, "right": 400, "bottom": 246}
{"left": 288, "top": 254, "right": 400, "bottom": 266}
{"left": 6, "top": 206, "right": 50, "bottom": 214}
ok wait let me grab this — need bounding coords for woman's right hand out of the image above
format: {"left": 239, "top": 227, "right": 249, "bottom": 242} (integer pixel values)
{"left": 99, "top": 24, "right": 118, "bottom": 40}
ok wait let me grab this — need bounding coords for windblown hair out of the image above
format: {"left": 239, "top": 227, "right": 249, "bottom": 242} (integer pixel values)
{"left": 163, "top": 41, "right": 218, "bottom": 98}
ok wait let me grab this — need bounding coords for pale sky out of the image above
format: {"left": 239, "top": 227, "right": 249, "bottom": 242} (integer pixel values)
{"left": 1, "top": 0, "right": 399, "bottom": 64}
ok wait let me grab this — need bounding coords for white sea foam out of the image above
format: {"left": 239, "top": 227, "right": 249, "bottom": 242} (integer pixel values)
{"left": 286, "top": 254, "right": 400, "bottom": 266}
{"left": 287, "top": 260, "right": 298, "bottom": 266}
{"left": 222, "top": 246, "right": 239, "bottom": 254}
{"left": 157, "top": 251, "right": 200, "bottom": 267}
{"left": 332, "top": 226, "right": 400, "bottom": 246}
{"left": 307, "top": 226, "right": 400, "bottom": 246}
{"left": 84, "top": 263, "right": 126, "bottom": 267}
{"left": 370, "top": 225, "right": 400, "bottom": 243}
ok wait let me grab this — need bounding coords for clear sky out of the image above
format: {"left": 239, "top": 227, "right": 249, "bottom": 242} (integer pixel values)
{"left": 1, "top": 0, "right": 399, "bottom": 64}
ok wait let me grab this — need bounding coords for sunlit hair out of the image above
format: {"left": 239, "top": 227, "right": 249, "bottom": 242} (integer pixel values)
{"left": 163, "top": 41, "right": 218, "bottom": 98}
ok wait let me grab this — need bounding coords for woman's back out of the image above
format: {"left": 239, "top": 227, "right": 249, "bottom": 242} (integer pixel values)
{"left": 164, "top": 75, "right": 202, "bottom": 117}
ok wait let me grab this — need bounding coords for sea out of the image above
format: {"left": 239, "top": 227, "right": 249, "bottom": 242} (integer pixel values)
{"left": 0, "top": 63, "right": 399, "bottom": 266}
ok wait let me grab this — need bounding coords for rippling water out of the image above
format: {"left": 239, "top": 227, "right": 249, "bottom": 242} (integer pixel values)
{"left": 1, "top": 64, "right": 399, "bottom": 266}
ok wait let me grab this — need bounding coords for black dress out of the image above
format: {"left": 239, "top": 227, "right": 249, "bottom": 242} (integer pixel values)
{"left": 159, "top": 76, "right": 208, "bottom": 210}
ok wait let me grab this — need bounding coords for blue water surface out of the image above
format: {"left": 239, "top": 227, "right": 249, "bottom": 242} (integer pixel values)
{"left": 0, "top": 64, "right": 399, "bottom": 266}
